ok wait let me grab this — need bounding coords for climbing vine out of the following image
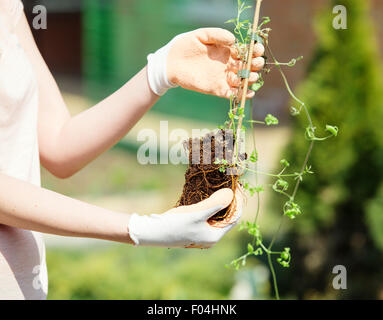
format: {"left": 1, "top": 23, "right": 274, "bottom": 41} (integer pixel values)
{"left": 221, "top": 0, "right": 338, "bottom": 299}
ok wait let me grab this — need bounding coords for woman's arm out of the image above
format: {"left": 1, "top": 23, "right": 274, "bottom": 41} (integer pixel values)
{"left": 16, "top": 14, "right": 159, "bottom": 178}
{"left": 15, "top": 14, "right": 264, "bottom": 179}
{"left": 0, "top": 173, "right": 236, "bottom": 248}
{"left": 0, "top": 173, "right": 134, "bottom": 243}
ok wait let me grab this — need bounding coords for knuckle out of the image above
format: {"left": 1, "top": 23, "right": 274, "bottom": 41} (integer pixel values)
{"left": 252, "top": 57, "right": 265, "bottom": 69}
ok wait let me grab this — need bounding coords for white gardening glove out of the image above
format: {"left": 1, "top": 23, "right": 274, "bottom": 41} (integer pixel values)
{"left": 146, "top": 28, "right": 265, "bottom": 97}
{"left": 127, "top": 188, "right": 242, "bottom": 248}
{"left": 146, "top": 33, "right": 184, "bottom": 96}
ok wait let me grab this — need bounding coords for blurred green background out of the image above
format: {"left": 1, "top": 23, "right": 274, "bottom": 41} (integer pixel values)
{"left": 23, "top": 0, "right": 383, "bottom": 299}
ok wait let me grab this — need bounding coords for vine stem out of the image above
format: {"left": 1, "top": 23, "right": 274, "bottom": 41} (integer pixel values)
{"left": 266, "top": 43, "right": 316, "bottom": 253}
{"left": 267, "top": 252, "right": 280, "bottom": 300}
{"left": 259, "top": 42, "right": 315, "bottom": 299}
{"left": 228, "top": 0, "right": 319, "bottom": 301}
{"left": 235, "top": 0, "right": 263, "bottom": 146}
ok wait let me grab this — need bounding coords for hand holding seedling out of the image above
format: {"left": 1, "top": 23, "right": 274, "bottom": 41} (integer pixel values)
{"left": 147, "top": 28, "right": 265, "bottom": 98}
{"left": 127, "top": 188, "right": 243, "bottom": 248}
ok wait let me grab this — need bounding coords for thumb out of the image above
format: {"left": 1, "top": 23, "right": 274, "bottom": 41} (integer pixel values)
{"left": 194, "top": 28, "right": 236, "bottom": 47}
{"left": 192, "top": 188, "right": 234, "bottom": 220}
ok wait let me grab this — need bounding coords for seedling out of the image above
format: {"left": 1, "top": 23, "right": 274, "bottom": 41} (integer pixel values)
{"left": 176, "top": 0, "right": 337, "bottom": 299}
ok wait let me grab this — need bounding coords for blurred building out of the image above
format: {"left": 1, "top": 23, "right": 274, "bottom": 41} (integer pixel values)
{"left": 22, "top": 0, "right": 383, "bottom": 123}
{"left": 23, "top": 0, "right": 82, "bottom": 76}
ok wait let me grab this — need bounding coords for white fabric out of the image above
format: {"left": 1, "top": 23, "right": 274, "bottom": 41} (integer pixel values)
{"left": 146, "top": 35, "right": 182, "bottom": 96}
{"left": 128, "top": 205, "right": 238, "bottom": 248}
{"left": 0, "top": 0, "right": 48, "bottom": 300}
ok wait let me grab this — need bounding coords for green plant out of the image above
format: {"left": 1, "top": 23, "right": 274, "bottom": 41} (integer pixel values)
{"left": 221, "top": 0, "right": 338, "bottom": 299}
{"left": 46, "top": 240, "right": 240, "bottom": 300}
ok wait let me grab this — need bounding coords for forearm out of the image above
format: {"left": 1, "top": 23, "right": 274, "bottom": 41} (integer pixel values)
{"left": 0, "top": 174, "right": 134, "bottom": 244}
{"left": 43, "top": 67, "right": 159, "bottom": 177}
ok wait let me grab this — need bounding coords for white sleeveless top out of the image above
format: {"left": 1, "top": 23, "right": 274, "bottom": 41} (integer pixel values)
{"left": 0, "top": 0, "right": 48, "bottom": 299}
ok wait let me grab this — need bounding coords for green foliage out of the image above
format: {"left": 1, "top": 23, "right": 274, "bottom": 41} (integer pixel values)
{"left": 251, "top": 79, "right": 264, "bottom": 92}
{"left": 285, "top": 0, "right": 383, "bottom": 234}
{"left": 283, "top": 201, "right": 302, "bottom": 220}
{"left": 280, "top": 0, "right": 383, "bottom": 298}
{"left": 225, "top": 0, "right": 253, "bottom": 54}
{"left": 366, "top": 186, "right": 383, "bottom": 251}
{"left": 277, "top": 248, "right": 291, "bottom": 268}
{"left": 46, "top": 241, "right": 240, "bottom": 300}
{"left": 265, "top": 114, "right": 279, "bottom": 126}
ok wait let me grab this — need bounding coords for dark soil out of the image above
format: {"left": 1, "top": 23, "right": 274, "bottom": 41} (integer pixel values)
{"left": 176, "top": 130, "right": 245, "bottom": 224}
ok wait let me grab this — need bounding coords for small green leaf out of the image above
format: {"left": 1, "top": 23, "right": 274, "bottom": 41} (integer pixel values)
{"left": 283, "top": 201, "right": 302, "bottom": 219}
{"left": 249, "top": 150, "right": 258, "bottom": 163}
{"left": 304, "top": 165, "right": 314, "bottom": 174}
{"left": 254, "top": 185, "right": 264, "bottom": 193}
{"left": 305, "top": 126, "right": 316, "bottom": 140}
{"left": 225, "top": 19, "right": 236, "bottom": 24}
{"left": 273, "top": 179, "right": 289, "bottom": 192}
{"left": 265, "top": 114, "right": 279, "bottom": 126}
{"left": 254, "top": 248, "right": 263, "bottom": 256}
{"left": 325, "top": 125, "right": 339, "bottom": 137}
{"left": 290, "top": 106, "right": 301, "bottom": 116}
{"left": 287, "top": 56, "right": 303, "bottom": 67}
{"left": 251, "top": 79, "right": 264, "bottom": 92}
{"left": 248, "top": 187, "right": 256, "bottom": 197}
{"left": 280, "top": 159, "right": 290, "bottom": 167}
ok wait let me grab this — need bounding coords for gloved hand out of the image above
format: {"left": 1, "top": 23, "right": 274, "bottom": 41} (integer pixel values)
{"left": 147, "top": 28, "right": 265, "bottom": 98}
{"left": 127, "top": 188, "right": 243, "bottom": 248}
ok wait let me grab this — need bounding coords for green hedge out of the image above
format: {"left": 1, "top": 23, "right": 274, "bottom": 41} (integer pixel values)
{"left": 46, "top": 237, "right": 241, "bottom": 300}
{"left": 277, "top": 0, "right": 383, "bottom": 299}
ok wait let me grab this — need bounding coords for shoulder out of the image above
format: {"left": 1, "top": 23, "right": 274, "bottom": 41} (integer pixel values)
{"left": 0, "top": 0, "right": 24, "bottom": 29}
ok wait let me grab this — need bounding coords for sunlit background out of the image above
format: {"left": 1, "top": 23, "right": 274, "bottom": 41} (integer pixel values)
{"left": 21, "top": 0, "right": 383, "bottom": 299}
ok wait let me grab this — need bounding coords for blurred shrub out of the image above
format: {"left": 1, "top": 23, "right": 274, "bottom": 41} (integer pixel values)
{"left": 46, "top": 237, "right": 241, "bottom": 300}
{"left": 276, "top": 0, "right": 383, "bottom": 299}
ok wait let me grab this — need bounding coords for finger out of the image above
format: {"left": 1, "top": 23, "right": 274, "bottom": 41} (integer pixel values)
{"left": 192, "top": 188, "right": 234, "bottom": 220}
{"left": 227, "top": 72, "right": 259, "bottom": 88}
{"left": 229, "top": 57, "right": 264, "bottom": 74}
{"left": 210, "top": 185, "right": 244, "bottom": 228}
{"left": 195, "top": 28, "right": 236, "bottom": 46}
{"left": 229, "top": 186, "right": 244, "bottom": 223}
{"left": 224, "top": 88, "right": 255, "bottom": 100}
{"left": 168, "top": 188, "right": 233, "bottom": 216}
{"left": 227, "top": 72, "right": 242, "bottom": 88}
{"left": 230, "top": 42, "right": 265, "bottom": 60}
{"left": 253, "top": 43, "right": 265, "bottom": 57}
{"left": 251, "top": 57, "right": 265, "bottom": 71}
{"left": 246, "top": 90, "right": 255, "bottom": 99}
{"left": 229, "top": 58, "right": 244, "bottom": 74}
{"left": 230, "top": 46, "right": 242, "bottom": 60}
{"left": 248, "top": 72, "right": 260, "bottom": 84}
